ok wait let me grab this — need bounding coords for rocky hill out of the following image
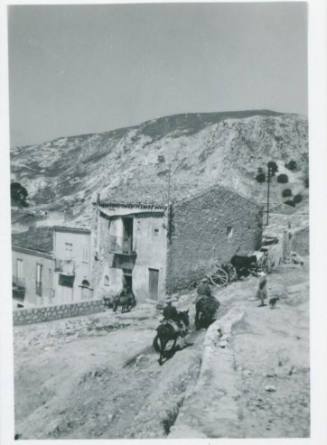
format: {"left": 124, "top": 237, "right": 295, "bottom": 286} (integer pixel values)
{"left": 11, "top": 110, "right": 308, "bottom": 228}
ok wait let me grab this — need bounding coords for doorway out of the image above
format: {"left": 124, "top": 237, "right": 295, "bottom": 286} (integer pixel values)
{"left": 122, "top": 218, "right": 133, "bottom": 254}
{"left": 123, "top": 268, "right": 133, "bottom": 291}
{"left": 148, "top": 268, "right": 159, "bottom": 300}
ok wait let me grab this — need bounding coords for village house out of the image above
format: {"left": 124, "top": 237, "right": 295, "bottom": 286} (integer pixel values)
{"left": 12, "top": 225, "right": 94, "bottom": 307}
{"left": 12, "top": 246, "right": 55, "bottom": 308}
{"left": 92, "top": 185, "right": 263, "bottom": 302}
{"left": 53, "top": 226, "right": 93, "bottom": 304}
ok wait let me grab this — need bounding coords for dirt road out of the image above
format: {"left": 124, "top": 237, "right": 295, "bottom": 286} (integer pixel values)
{"left": 14, "top": 259, "right": 309, "bottom": 439}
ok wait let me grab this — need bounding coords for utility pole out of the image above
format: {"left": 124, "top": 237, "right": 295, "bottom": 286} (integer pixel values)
{"left": 266, "top": 164, "right": 272, "bottom": 226}
{"left": 166, "top": 163, "right": 172, "bottom": 243}
{"left": 167, "top": 163, "right": 171, "bottom": 208}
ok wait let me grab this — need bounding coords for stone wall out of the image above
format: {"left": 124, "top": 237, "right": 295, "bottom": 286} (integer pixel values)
{"left": 166, "top": 186, "right": 263, "bottom": 293}
{"left": 292, "top": 227, "right": 309, "bottom": 256}
{"left": 13, "top": 299, "right": 105, "bottom": 326}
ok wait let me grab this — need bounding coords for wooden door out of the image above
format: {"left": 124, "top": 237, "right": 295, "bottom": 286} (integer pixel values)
{"left": 148, "top": 268, "right": 159, "bottom": 300}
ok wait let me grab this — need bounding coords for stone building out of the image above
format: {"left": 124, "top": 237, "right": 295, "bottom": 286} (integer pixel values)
{"left": 12, "top": 246, "right": 55, "bottom": 308}
{"left": 92, "top": 185, "right": 263, "bottom": 302}
{"left": 53, "top": 226, "right": 93, "bottom": 304}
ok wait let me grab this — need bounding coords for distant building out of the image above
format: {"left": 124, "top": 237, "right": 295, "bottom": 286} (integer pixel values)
{"left": 12, "top": 246, "right": 55, "bottom": 308}
{"left": 92, "top": 185, "right": 263, "bottom": 302}
{"left": 53, "top": 226, "right": 93, "bottom": 303}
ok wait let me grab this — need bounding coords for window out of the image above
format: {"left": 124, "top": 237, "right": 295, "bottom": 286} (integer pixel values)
{"left": 226, "top": 226, "right": 233, "bottom": 239}
{"left": 82, "top": 247, "right": 89, "bottom": 263}
{"left": 36, "top": 263, "right": 43, "bottom": 296}
{"left": 16, "top": 259, "right": 23, "bottom": 279}
{"left": 81, "top": 279, "right": 90, "bottom": 288}
{"left": 104, "top": 275, "right": 110, "bottom": 287}
{"left": 59, "top": 274, "right": 75, "bottom": 288}
{"left": 153, "top": 227, "right": 160, "bottom": 236}
{"left": 65, "top": 242, "right": 73, "bottom": 260}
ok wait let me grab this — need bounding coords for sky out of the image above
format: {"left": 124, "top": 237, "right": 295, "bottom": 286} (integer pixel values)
{"left": 8, "top": 2, "right": 308, "bottom": 147}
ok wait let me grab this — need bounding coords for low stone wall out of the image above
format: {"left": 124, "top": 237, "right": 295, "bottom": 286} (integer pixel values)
{"left": 13, "top": 299, "right": 105, "bottom": 326}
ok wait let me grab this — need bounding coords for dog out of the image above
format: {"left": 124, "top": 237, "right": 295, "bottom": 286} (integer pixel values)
{"left": 269, "top": 296, "right": 280, "bottom": 309}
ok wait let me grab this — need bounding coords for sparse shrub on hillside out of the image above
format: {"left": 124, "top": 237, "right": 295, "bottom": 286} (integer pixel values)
{"left": 282, "top": 188, "right": 292, "bottom": 198}
{"left": 304, "top": 177, "right": 309, "bottom": 188}
{"left": 293, "top": 194, "right": 303, "bottom": 204}
{"left": 267, "top": 161, "right": 278, "bottom": 176}
{"left": 277, "top": 173, "right": 289, "bottom": 184}
{"left": 157, "top": 168, "right": 170, "bottom": 177}
{"left": 285, "top": 160, "right": 298, "bottom": 171}
{"left": 157, "top": 155, "right": 165, "bottom": 163}
{"left": 255, "top": 172, "right": 266, "bottom": 183}
{"left": 11, "top": 182, "right": 29, "bottom": 207}
{"left": 255, "top": 167, "right": 266, "bottom": 183}
{"left": 284, "top": 199, "right": 295, "bottom": 207}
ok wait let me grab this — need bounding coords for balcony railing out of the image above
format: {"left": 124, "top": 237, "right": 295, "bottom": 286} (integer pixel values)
{"left": 12, "top": 276, "right": 25, "bottom": 288}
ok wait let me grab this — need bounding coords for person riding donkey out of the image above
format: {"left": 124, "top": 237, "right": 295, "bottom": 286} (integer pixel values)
{"left": 195, "top": 278, "right": 220, "bottom": 329}
{"left": 196, "top": 277, "right": 212, "bottom": 302}
{"left": 162, "top": 298, "right": 187, "bottom": 337}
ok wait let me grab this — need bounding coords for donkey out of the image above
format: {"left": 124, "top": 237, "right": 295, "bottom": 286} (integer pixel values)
{"left": 195, "top": 296, "right": 220, "bottom": 330}
{"left": 153, "top": 310, "right": 190, "bottom": 365}
{"left": 113, "top": 291, "right": 136, "bottom": 313}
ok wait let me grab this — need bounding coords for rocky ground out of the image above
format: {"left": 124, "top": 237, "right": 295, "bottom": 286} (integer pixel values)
{"left": 14, "top": 258, "right": 309, "bottom": 439}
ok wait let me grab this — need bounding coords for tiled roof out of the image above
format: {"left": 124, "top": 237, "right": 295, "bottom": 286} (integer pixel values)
{"left": 12, "top": 245, "right": 54, "bottom": 260}
{"left": 53, "top": 226, "right": 91, "bottom": 234}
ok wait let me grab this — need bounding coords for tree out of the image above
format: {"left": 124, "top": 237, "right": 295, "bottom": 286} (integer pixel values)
{"left": 284, "top": 199, "right": 295, "bottom": 207}
{"left": 255, "top": 171, "right": 266, "bottom": 183}
{"left": 285, "top": 160, "right": 297, "bottom": 171}
{"left": 267, "top": 161, "right": 278, "bottom": 176}
{"left": 11, "top": 182, "right": 28, "bottom": 207}
{"left": 282, "top": 188, "right": 292, "bottom": 198}
{"left": 277, "top": 173, "right": 289, "bottom": 184}
{"left": 293, "top": 194, "right": 303, "bottom": 205}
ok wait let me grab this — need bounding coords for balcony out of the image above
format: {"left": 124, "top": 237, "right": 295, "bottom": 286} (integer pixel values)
{"left": 109, "top": 235, "right": 137, "bottom": 270}
{"left": 109, "top": 235, "right": 137, "bottom": 257}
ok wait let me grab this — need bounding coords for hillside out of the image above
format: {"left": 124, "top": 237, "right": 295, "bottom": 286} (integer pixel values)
{"left": 11, "top": 110, "right": 308, "bottom": 228}
{"left": 14, "top": 258, "right": 309, "bottom": 439}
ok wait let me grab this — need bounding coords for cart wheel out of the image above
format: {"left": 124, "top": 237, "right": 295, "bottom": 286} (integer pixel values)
{"left": 207, "top": 267, "right": 229, "bottom": 287}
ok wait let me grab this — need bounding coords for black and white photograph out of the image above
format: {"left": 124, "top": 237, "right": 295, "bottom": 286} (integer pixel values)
{"left": 0, "top": 0, "right": 326, "bottom": 442}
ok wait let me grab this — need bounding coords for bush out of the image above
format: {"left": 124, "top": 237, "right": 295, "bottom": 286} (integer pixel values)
{"left": 282, "top": 188, "right": 292, "bottom": 198}
{"left": 11, "top": 182, "right": 28, "bottom": 207}
{"left": 304, "top": 176, "right": 309, "bottom": 188}
{"left": 267, "top": 161, "right": 278, "bottom": 176}
{"left": 285, "top": 160, "right": 297, "bottom": 171}
{"left": 293, "top": 194, "right": 303, "bottom": 204}
{"left": 284, "top": 199, "right": 295, "bottom": 207}
{"left": 277, "top": 173, "right": 289, "bottom": 184}
{"left": 255, "top": 172, "right": 266, "bottom": 183}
